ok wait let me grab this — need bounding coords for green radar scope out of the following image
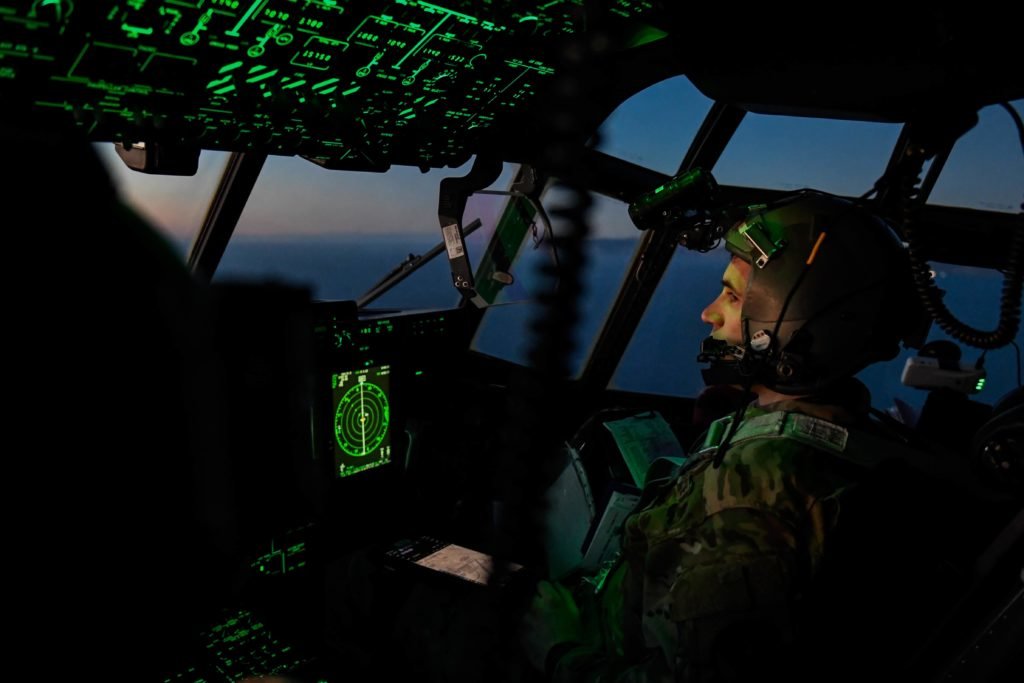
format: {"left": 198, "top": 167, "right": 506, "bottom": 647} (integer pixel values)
{"left": 331, "top": 363, "right": 392, "bottom": 478}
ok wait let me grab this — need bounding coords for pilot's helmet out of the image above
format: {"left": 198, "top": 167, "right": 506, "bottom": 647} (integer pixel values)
{"left": 702, "top": 190, "right": 924, "bottom": 394}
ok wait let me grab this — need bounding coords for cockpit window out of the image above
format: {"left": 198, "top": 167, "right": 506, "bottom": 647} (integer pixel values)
{"left": 927, "top": 101, "right": 1023, "bottom": 212}
{"left": 858, "top": 262, "right": 1024, "bottom": 414}
{"left": 472, "top": 191, "right": 639, "bottom": 374}
{"left": 594, "top": 75, "right": 714, "bottom": 174}
{"left": 93, "top": 144, "right": 230, "bottom": 258}
{"left": 615, "top": 250, "right": 1024, "bottom": 408}
{"left": 214, "top": 156, "right": 513, "bottom": 306}
{"left": 470, "top": 76, "right": 713, "bottom": 372}
{"left": 610, "top": 247, "right": 722, "bottom": 397}
{"left": 713, "top": 115, "right": 901, "bottom": 196}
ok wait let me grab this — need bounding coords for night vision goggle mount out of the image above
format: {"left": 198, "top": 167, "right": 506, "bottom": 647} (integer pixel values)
{"left": 729, "top": 216, "right": 788, "bottom": 269}
{"left": 628, "top": 169, "right": 789, "bottom": 269}
{"left": 627, "top": 168, "right": 726, "bottom": 250}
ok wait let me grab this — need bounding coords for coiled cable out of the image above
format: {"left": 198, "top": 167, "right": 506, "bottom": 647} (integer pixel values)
{"left": 895, "top": 109, "right": 1023, "bottom": 350}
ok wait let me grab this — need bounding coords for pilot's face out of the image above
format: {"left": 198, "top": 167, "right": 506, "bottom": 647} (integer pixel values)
{"left": 701, "top": 256, "right": 751, "bottom": 346}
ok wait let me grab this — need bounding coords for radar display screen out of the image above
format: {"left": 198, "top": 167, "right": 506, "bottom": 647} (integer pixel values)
{"left": 331, "top": 364, "right": 392, "bottom": 478}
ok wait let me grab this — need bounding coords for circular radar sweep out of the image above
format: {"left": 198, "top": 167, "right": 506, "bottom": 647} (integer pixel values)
{"left": 334, "top": 381, "right": 390, "bottom": 457}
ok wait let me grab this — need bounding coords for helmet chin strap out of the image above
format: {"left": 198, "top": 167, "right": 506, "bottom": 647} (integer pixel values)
{"left": 697, "top": 323, "right": 785, "bottom": 390}
{"left": 698, "top": 316, "right": 774, "bottom": 385}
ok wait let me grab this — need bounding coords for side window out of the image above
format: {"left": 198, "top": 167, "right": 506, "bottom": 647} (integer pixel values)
{"left": 928, "top": 101, "right": 1023, "bottom": 212}
{"left": 614, "top": 255, "right": 1023, "bottom": 405}
{"left": 863, "top": 101, "right": 1023, "bottom": 412}
{"left": 859, "top": 264, "right": 1023, "bottom": 413}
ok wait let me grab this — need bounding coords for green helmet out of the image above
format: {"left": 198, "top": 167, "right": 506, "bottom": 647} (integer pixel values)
{"left": 700, "top": 190, "right": 925, "bottom": 394}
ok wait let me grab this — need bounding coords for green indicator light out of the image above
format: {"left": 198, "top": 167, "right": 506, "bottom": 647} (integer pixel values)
{"left": 399, "top": 107, "right": 414, "bottom": 116}
{"left": 214, "top": 84, "right": 236, "bottom": 95}
{"left": 320, "top": 85, "right": 338, "bottom": 94}
{"left": 625, "top": 25, "right": 669, "bottom": 48}
{"left": 220, "top": 61, "right": 244, "bottom": 73}
{"left": 207, "top": 75, "right": 233, "bottom": 90}
{"left": 181, "top": 9, "right": 213, "bottom": 47}
{"left": 415, "top": 370, "right": 424, "bottom": 376}
{"left": 225, "top": 0, "right": 263, "bottom": 37}
{"left": 121, "top": 23, "right": 154, "bottom": 38}
{"left": 519, "top": 15, "right": 539, "bottom": 22}
{"left": 160, "top": 6, "right": 182, "bottom": 35}
{"left": 246, "top": 69, "right": 278, "bottom": 83}
{"left": 283, "top": 79, "right": 306, "bottom": 89}
{"left": 393, "top": 5, "right": 475, "bottom": 69}
{"left": 312, "top": 77, "right": 340, "bottom": 90}
{"left": 342, "top": 85, "right": 360, "bottom": 96}
{"left": 356, "top": 51, "right": 383, "bottom": 77}
{"left": 418, "top": 2, "right": 478, "bottom": 23}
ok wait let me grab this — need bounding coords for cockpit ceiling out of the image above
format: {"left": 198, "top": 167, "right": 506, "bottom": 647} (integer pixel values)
{"left": 2, "top": 0, "right": 651, "bottom": 170}
{"left": 2, "top": 3, "right": 1021, "bottom": 172}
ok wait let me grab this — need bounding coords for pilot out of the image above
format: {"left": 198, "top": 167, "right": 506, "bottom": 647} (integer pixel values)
{"left": 522, "top": 191, "right": 962, "bottom": 682}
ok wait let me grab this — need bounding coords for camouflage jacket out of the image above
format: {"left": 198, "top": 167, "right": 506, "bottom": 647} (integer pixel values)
{"left": 550, "top": 396, "right": 881, "bottom": 682}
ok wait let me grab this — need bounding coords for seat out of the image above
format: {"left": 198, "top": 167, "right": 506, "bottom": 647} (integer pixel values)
{"left": 903, "top": 387, "right": 1023, "bottom": 681}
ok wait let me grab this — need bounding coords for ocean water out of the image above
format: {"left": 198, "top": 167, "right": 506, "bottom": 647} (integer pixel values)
{"left": 210, "top": 234, "right": 1023, "bottom": 415}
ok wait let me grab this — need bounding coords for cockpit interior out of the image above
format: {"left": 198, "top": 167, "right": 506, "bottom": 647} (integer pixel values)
{"left": 3, "top": 2, "right": 1021, "bottom": 681}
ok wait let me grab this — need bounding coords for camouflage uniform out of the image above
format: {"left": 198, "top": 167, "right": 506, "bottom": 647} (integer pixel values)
{"left": 549, "top": 396, "right": 878, "bottom": 682}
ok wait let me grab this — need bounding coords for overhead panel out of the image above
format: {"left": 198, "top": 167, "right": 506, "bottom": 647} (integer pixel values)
{"left": 0, "top": 0, "right": 657, "bottom": 170}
